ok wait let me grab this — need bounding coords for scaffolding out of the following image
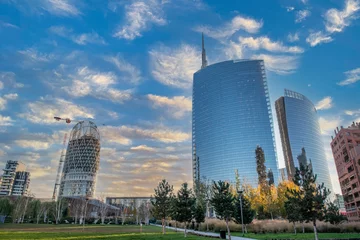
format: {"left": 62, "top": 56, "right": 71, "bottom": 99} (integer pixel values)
{"left": 59, "top": 121, "right": 101, "bottom": 198}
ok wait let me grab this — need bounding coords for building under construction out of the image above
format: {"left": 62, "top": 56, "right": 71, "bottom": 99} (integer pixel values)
{"left": 59, "top": 121, "right": 101, "bottom": 198}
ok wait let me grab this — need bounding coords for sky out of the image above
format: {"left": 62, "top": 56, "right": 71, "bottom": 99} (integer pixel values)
{"left": 0, "top": 0, "right": 360, "bottom": 198}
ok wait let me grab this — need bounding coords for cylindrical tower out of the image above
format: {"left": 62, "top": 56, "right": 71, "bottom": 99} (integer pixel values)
{"left": 59, "top": 121, "right": 100, "bottom": 198}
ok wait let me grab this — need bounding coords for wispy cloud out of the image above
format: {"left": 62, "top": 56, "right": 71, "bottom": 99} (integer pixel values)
{"left": 251, "top": 54, "right": 299, "bottom": 75}
{"left": 130, "top": 145, "right": 156, "bottom": 152}
{"left": 113, "top": 0, "right": 167, "bottom": 40}
{"left": 315, "top": 96, "right": 333, "bottom": 110}
{"left": 237, "top": 36, "right": 304, "bottom": 53}
{"left": 147, "top": 94, "right": 192, "bottom": 119}
{"left": 18, "top": 97, "right": 94, "bottom": 124}
{"left": 306, "top": 31, "right": 333, "bottom": 47}
{"left": 325, "top": 0, "right": 360, "bottom": 33}
{"left": 194, "top": 15, "right": 263, "bottom": 41}
{"left": 149, "top": 44, "right": 200, "bottom": 89}
{"left": 0, "top": 115, "right": 14, "bottom": 126}
{"left": 319, "top": 117, "right": 341, "bottom": 135}
{"left": 0, "top": 21, "right": 19, "bottom": 29}
{"left": 18, "top": 48, "right": 53, "bottom": 62}
{"left": 295, "top": 9, "right": 311, "bottom": 23}
{"left": 338, "top": 67, "right": 360, "bottom": 86}
{"left": 49, "top": 26, "right": 106, "bottom": 45}
{"left": 105, "top": 54, "right": 142, "bottom": 85}
{"left": 287, "top": 32, "right": 300, "bottom": 42}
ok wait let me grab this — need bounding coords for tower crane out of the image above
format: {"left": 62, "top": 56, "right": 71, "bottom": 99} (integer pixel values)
{"left": 52, "top": 117, "right": 104, "bottom": 201}
{"left": 52, "top": 117, "right": 82, "bottom": 201}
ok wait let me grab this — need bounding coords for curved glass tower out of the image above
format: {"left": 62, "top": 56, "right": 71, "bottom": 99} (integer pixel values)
{"left": 275, "top": 89, "right": 333, "bottom": 193}
{"left": 60, "top": 121, "right": 101, "bottom": 198}
{"left": 192, "top": 59, "right": 279, "bottom": 187}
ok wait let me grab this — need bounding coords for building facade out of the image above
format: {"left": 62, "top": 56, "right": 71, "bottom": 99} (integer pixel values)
{"left": 193, "top": 56, "right": 278, "bottom": 186}
{"left": 59, "top": 121, "right": 101, "bottom": 198}
{"left": 0, "top": 160, "right": 30, "bottom": 196}
{"left": 331, "top": 122, "right": 360, "bottom": 221}
{"left": 275, "top": 90, "right": 333, "bottom": 195}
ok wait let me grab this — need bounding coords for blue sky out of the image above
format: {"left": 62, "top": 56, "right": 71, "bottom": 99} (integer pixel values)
{"left": 0, "top": 0, "right": 360, "bottom": 198}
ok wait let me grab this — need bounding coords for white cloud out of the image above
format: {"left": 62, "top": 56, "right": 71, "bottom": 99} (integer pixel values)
{"left": 287, "top": 32, "right": 300, "bottom": 42}
{"left": 223, "top": 40, "right": 244, "bottom": 59}
{"left": 194, "top": 15, "right": 263, "bottom": 41}
{"left": 325, "top": 0, "right": 360, "bottom": 33}
{"left": 338, "top": 67, "right": 360, "bottom": 86}
{"left": 319, "top": 117, "right": 341, "bottom": 135}
{"left": 301, "top": 0, "right": 308, "bottom": 4}
{"left": 101, "top": 125, "right": 190, "bottom": 145}
{"left": 42, "top": 0, "right": 81, "bottom": 17}
{"left": 237, "top": 36, "right": 304, "bottom": 53}
{"left": 18, "top": 48, "right": 53, "bottom": 62}
{"left": 147, "top": 94, "right": 192, "bottom": 119}
{"left": 0, "top": 21, "right": 19, "bottom": 29}
{"left": 315, "top": 96, "right": 333, "bottom": 110}
{"left": 0, "top": 115, "right": 14, "bottom": 126}
{"left": 130, "top": 145, "right": 156, "bottom": 152}
{"left": 62, "top": 66, "right": 132, "bottom": 103}
{"left": 286, "top": 6, "right": 295, "bottom": 12}
{"left": 113, "top": 0, "right": 167, "bottom": 40}
{"left": 295, "top": 9, "right": 311, "bottom": 23}
{"left": 306, "top": 31, "right": 333, "bottom": 47}
{"left": 345, "top": 109, "right": 360, "bottom": 116}
{"left": 105, "top": 54, "right": 142, "bottom": 85}
{"left": 0, "top": 98, "right": 6, "bottom": 110}
{"left": 251, "top": 54, "right": 299, "bottom": 75}
{"left": 149, "top": 44, "right": 201, "bottom": 89}
{"left": 18, "top": 97, "right": 94, "bottom": 124}
{"left": 15, "top": 140, "right": 51, "bottom": 150}
{"left": 49, "top": 26, "right": 106, "bottom": 45}
{"left": 4, "top": 93, "right": 18, "bottom": 100}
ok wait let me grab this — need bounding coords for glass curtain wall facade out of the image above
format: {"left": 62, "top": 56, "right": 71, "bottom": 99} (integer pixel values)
{"left": 275, "top": 89, "right": 333, "bottom": 193}
{"left": 192, "top": 60, "right": 279, "bottom": 187}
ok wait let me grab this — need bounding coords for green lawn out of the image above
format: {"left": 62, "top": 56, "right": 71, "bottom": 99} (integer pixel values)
{"left": 0, "top": 224, "right": 207, "bottom": 240}
{"left": 233, "top": 232, "right": 360, "bottom": 239}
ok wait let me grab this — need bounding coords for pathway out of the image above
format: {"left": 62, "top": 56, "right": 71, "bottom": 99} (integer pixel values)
{"left": 151, "top": 224, "right": 255, "bottom": 240}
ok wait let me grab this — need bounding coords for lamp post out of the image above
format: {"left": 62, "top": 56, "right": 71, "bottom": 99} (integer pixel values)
{"left": 237, "top": 190, "right": 244, "bottom": 237}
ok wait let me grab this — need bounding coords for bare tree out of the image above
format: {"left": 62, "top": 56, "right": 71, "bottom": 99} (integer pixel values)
{"left": 36, "top": 202, "right": 50, "bottom": 224}
{"left": 98, "top": 195, "right": 109, "bottom": 225}
{"left": 52, "top": 197, "right": 67, "bottom": 224}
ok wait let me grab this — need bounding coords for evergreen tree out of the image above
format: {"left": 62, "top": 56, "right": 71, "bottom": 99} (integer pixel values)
{"left": 325, "top": 202, "right": 347, "bottom": 225}
{"left": 194, "top": 204, "right": 205, "bottom": 230}
{"left": 255, "top": 146, "right": 267, "bottom": 187}
{"left": 175, "top": 183, "right": 196, "bottom": 237}
{"left": 151, "top": 179, "right": 174, "bottom": 234}
{"left": 290, "top": 164, "right": 331, "bottom": 240}
{"left": 234, "top": 193, "right": 255, "bottom": 233}
{"left": 285, "top": 192, "right": 303, "bottom": 234}
{"left": 211, "top": 181, "right": 235, "bottom": 240}
{"left": 169, "top": 197, "right": 180, "bottom": 231}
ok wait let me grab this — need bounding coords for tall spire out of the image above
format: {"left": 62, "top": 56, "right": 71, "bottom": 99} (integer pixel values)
{"left": 201, "top": 33, "right": 207, "bottom": 69}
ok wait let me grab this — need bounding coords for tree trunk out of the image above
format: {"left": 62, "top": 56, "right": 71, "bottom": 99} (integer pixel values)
{"left": 206, "top": 218, "right": 209, "bottom": 232}
{"left": 226, "top": 218, "right": 231, "bottom": 240}
{"left": 175, "top": 221, "right": 177, "bottom": 232}
{"left": 313, "top": 221, "right": 318, "bottom": 240}
{"left": 245, "top": 224, "right": 248, "bottom": 234}
{"left": 162, "top": 218, "right": 165, "bottom": 234}
{"left": 293, "top": 222, "right": 297, "bottom": 235}
{"left": 184, "top": 222, "right": 187, "bottom": 237}
{"left": 270, "top": 212, "right": 273, "bottom": 220}
{"left": 302, "top": 223, "right": 305, "bottom": 233}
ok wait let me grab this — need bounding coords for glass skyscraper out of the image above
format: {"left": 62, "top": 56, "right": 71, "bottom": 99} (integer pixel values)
{"left": 275, "top": 89, "right": 333, "bottom": 193}
{"left": 192, "top": 44, "right": 279, "bottom": 186}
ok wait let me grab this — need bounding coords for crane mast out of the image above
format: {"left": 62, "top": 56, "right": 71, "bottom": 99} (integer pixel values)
{"left": 52, "top": 133, "right": 67, "bottom": 201}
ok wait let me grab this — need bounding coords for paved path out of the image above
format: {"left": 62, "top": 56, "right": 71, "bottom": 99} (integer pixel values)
{"left": 151, "top": 224, "right": 254, "bottom": 240}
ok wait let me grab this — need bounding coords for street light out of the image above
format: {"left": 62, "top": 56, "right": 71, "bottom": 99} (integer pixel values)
{"left": 237, "top": 190, "right": 244, "bottom": 237}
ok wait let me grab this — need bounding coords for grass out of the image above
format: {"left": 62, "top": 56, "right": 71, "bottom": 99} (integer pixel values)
{"left": 233, "top": 232, "right": 360, "bottom": 239}
{"left": 0, "top": 224, "right": 208, "bottom": 240}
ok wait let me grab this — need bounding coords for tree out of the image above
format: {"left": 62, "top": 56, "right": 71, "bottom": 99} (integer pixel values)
{"left": 234, "top": 193, "right": 255, "bottom": 233}
{"left": 138, "top": 201, "right": 151, "bottom": 225}
{"left": 52, "top": 197, "right": 67, "bottom": 224}
{"left": 169, "top": 197, "right": 181, "bottom": 231}
{"left": 175, "top": 183, "right": 196, "bottom": 237}
{"left": 36, "top": 202, "right": 50, "bottom": 224}
{"left": 290, "top": 163, "right": 331, "bottom": 240}
{"left": 194, "top": 204, "right": 205, "bottom": 230}
{"left": 325, "top": 202, "right": 347, "bottom": 225}
{"left": 98, "top": 195, "right": 109, "bottom": 225}
{"left": 0, "top": 197, "right": 13, "bottom": 222}
{"left": 211, "top": 181, "right": 235, "bottom": 240}
{"left": 151, "top": 179, "right": 174, "bottom": 234}
{"left": 285, "top": 193, "right": 303, "bottom": 234}
{"left": 255, "top": 146, "right": 267, "bottom": 186}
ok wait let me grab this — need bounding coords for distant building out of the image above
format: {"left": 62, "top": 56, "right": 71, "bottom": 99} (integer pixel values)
{"left": 59, "top": 121, "right": 101, "bottom": 198}
{"left": 334, "top": 194, "right": 346, "bottom": 215}
{"left": 192, "top": 35, "right": 279, "bottom": 187}
{"left": 331, "top": 122, "right": 360, "bottom": 221}
{"left": 0, "top": 160, "right": 30, "bottom": 196}
{"left": 275, "top": 89, "right": 333, "bottom": 196}
{"left": 106, "top": 197, "right": 151, "bottom": 208}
